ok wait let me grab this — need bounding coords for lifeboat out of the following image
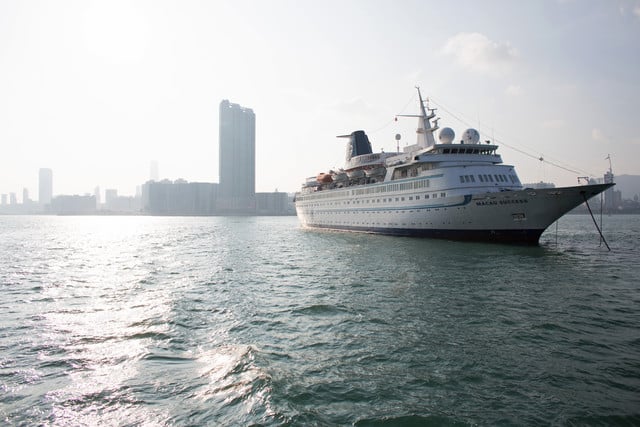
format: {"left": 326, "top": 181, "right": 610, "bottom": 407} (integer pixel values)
{"left": 347, "top": 169, "right": 366, "bottom": 179}
{"left": 317, "top": 172, "right": 333, "bottom": 183}
{"left": 333, "top": 172, "right": 348, "bottom": 182}
{"left": 365, "top": 166, "right": 386, "bottom": 178}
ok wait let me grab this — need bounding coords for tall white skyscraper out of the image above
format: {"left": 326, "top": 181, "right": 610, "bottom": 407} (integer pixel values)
{"left": 39, "top": 168, "right": 53, "bottom": 205}
{"left": 218, "top": 100, "right": 256, "bottom": 213}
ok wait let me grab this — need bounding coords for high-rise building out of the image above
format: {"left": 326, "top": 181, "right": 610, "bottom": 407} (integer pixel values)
{"left": 105, "top": 189, "right": 118, "bottom": 210}
{"left": 39, "top": 168, "right": 53, "bottom": 206}
{"left": 22, "top": 188, "right": 30, "bottom": 205}
{"left": 218, "top": 100, "right": 256, "bottom": 213}
{"left": 94, "top": 186, "right": 101, "bottom": 208}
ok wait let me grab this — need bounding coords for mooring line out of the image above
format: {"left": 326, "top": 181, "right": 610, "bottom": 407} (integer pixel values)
{"left": 582, "top": 192, "right": 611, "bottom": 251}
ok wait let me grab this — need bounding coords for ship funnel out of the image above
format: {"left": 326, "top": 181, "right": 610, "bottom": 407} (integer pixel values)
{"left": 338, "top": 130, "right": 373, "bottom": 162}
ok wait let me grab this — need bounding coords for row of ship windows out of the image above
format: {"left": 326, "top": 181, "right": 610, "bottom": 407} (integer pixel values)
{"left": 302, "top": 192, "right": 447, "bottom": 208}
{"left": 459, "top": 174, "right": 519, "bottom": 184}
{"left": 439, "top": 147, "right": 495, "bottom": 155}
{"left": 302, "top": 179, "right": 433, "bottom": 201}
{"left": 351, "top": 179, "right": 431, "bottom": 195}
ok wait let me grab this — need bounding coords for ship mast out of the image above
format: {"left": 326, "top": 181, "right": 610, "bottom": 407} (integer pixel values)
{"left": 396, "top": 86, "right": 438, "bottom": 148}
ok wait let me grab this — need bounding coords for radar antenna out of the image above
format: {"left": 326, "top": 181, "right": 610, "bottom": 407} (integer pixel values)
{"left": 395, "top": 86, "right": 437, "bottom": 147}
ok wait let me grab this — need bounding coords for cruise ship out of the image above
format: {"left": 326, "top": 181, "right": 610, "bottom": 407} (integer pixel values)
{"left": 294, "top": 88, "right": 613, "bottom": 244}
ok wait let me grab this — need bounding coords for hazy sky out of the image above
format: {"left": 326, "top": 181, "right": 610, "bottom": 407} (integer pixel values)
{"left": 1, "top": 0, "right": 639, "bottom": 200}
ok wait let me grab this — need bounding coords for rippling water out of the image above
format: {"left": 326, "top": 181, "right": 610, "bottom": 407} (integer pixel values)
{"left": 1, "top": 215, "right": 639, "bottom": 426}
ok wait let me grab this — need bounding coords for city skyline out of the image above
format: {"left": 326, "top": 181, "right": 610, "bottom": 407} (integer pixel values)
{"left": 0, "top": 96, "right": 296, "bottom": 216}
{"left": 1, "top": 1, "right": 639, "bottom": 198}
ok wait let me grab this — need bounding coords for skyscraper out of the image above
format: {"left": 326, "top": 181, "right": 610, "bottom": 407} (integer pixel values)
{"left": 39, "top": 168, "right": 53, "bottom": 206}
{"left": 218, "top": 99, "right": 256, "bottom": 213}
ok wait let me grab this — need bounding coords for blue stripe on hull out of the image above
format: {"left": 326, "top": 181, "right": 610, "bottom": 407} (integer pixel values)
{"left": 306, "top": 224, "right": 544, "bottom": 245}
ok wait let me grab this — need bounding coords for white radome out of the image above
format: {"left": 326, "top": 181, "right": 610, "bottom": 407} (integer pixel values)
{"left": 462, "top": 128, "right": 480, "bottom": 144}
{"left": 439, "top": 127, "right": 455, "bottom": 144}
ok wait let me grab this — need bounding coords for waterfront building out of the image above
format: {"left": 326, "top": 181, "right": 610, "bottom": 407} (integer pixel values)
{"left": 255, "top": 192, "right": 290, "bottom": 215}
{"left": 94, "top": 186, "right": 101, "bottom": 208}
{"left": 39, "top": 168, "right": 53, "bottom": 206}
{"left": 50, "top": 195, "right": 96, "bottom": 215}
{"left": 523, "top": 181, "right": 556, "bottom": 189}
{"left": 218, "top": 100, "right": 256, "bottom": 214}
{"left": 105, "top": 189, "right": 118, "bottom": 210}
{"left": 142, "top": 180, "right": 218, "bottom": 215}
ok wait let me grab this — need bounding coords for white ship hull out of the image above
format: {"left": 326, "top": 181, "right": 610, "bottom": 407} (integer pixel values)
{"left": 296, "top": 183, "right": 612, "bottom": 244}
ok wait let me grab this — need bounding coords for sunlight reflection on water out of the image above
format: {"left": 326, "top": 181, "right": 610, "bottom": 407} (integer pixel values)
{"left": 1, "top": 215, "right": 638, "bottom": 426}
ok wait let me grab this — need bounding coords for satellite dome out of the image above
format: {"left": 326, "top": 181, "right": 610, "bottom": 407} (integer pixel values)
{"left": 462, "top": 128, "right": 480, "bottom": 144}
{"left": 439, "top": 127, "right": 455, "bottom": 144}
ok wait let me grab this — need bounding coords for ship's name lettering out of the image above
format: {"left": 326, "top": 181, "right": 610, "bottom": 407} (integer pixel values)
{"left": 475, "top": 199, "right": 528, "bottom": 206}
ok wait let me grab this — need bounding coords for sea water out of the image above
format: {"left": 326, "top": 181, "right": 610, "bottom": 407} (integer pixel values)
{"left": 1, "top": 215, "right": 638, "bottom": 425}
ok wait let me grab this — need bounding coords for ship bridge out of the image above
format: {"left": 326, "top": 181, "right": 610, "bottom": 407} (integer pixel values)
{"left": 415, "top": 143, "right": 502, "bottom": 164}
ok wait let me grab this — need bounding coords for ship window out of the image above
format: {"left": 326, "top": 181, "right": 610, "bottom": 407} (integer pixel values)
{"left": 441, "top": 192, "right": 446, "bottom": 197}
{"left": 409, "top": 196, "right": 413, "bottom": 200}
{"left": 401, "top": 197, "right": 405, "bottom": 201}
{"left": 433, "top": 193, "right": 437, "bottom": 198}
{"left": 451, "top": 149, "right": 458, "bottom": 154}
{"left": 416, "top": 195, "right": 420, "bottom": 200}
{"left": 470, "top": 175, "right": 476, "bottom": 183}
{"left": 460, "top": 176, "right": 465, "bottom": 183}
{"left": 425, "top": 194, "right": 429, "bottom": 199}
{"left": 479, "top": 175, "right": 484, "bottom": 182}
{"left": 443, "top": 149, "right": 450, "bottom": 154}
{"left": 488, "top": 175, "right": 493, "bottom": 182}
{"left": 494, "top": 174, "right": 500, "bottom": 182}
